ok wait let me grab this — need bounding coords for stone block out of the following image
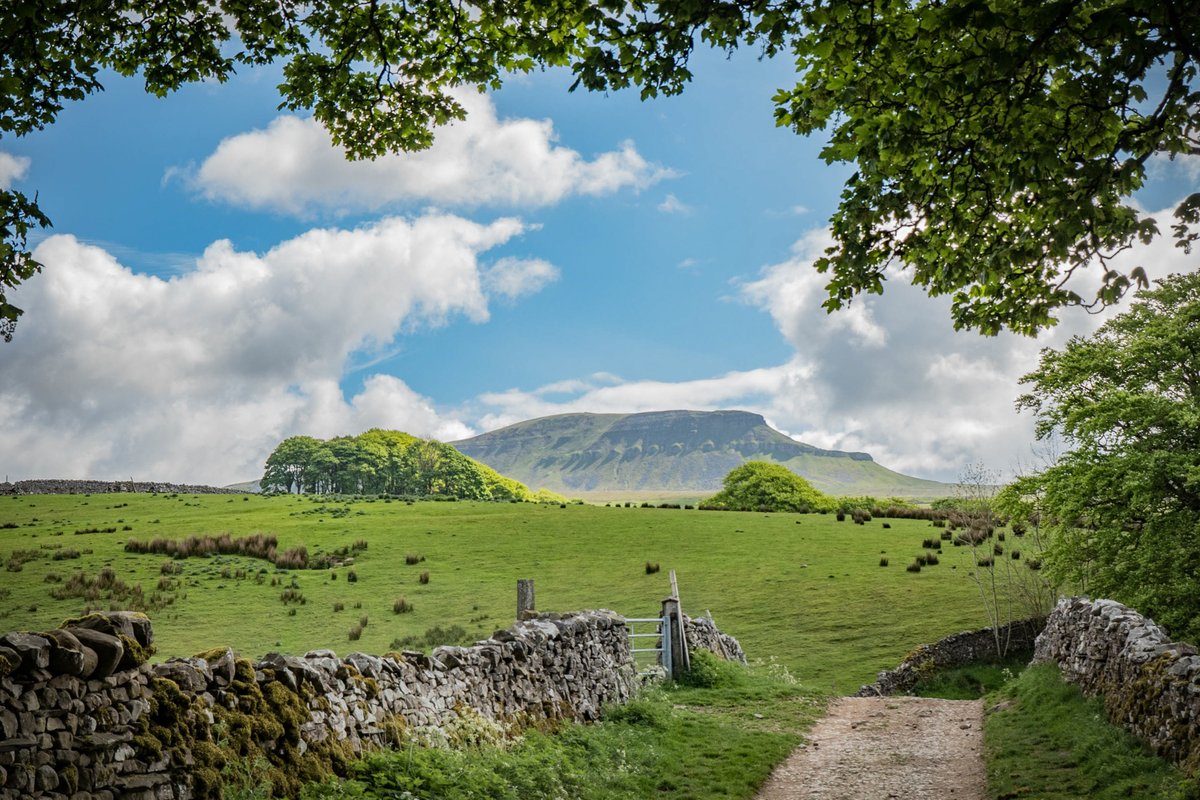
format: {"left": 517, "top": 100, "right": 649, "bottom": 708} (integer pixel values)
{"left": 65, "top": 630, "right": 123, "bottom": 680}
{"left": 0, "top": 633, "right": 51, "bottom": 673}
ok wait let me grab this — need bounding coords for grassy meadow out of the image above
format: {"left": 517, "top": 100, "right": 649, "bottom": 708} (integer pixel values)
{"left": 3, "top": 492, "right": 1007, "bottom": 690}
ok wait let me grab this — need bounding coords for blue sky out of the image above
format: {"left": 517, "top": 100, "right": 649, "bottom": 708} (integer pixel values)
{"left": 1, "top": 46, "right": 1196, "bottom": 486}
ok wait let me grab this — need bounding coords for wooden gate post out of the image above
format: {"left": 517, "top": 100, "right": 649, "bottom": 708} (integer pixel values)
{"left": 517, "top": 579, "right": 536, "bottom": 620}
{"left": 661, "top": 596, "right": 685, "bottom": 680}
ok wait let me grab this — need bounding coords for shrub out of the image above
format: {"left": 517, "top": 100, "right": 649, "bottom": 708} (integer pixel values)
{"left": 645, "top": 561, "right": 660, "bottom": 574}
{"left": 392, "top": 596, "right": 413, "bottom": 614}
{"left": 418, "top": 571, "right": 430, "bottom": 584}
{"left": 879, "top": 557, "right": 889, "bottom": 567}
{"left": 994, "top": 543, "right": 1004, "bottom": 556}
{"left": 940, "top": 530, "right": 953, "bottom": 540}
{"left": 977, "top": 557, "right": 995, "bottom": 568}
{"left": 1012, "top": 550, "right": 1021, "bottom": 560}
{"left": 836, "top": 511, "right": 846, "bottom": 521}
{"left": 347, "top": 570, "right": 357, "bottom": 583}
{"left": 882, "top": 522, "right": 891, "bottom": 528}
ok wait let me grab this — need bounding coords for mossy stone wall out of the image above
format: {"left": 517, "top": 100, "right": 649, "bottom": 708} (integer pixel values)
{"left": 0, "top": 609, "right": 744, "bottom": 799}
{"left": 1033, "top": 597, "right": 1200, "bottom": 775}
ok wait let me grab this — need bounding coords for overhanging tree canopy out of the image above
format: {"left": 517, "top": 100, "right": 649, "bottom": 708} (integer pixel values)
{"left": 3, "top": 0, "right": 1197, "bottom": 339}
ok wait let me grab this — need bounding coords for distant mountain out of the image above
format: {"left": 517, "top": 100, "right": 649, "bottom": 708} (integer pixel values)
{"left": 451, "top": 410, "right": 955, "bottom": 499}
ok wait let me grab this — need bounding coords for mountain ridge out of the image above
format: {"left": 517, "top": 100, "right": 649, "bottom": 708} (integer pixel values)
{"left": 452, "top": 409, "right": 954, "bottom": 499}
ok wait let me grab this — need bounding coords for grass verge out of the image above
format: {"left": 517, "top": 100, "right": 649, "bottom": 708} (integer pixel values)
{"left": 297, "top": 658, "right": 821, "bottom": 800}
{"left": 984, "top": 664, "right": 1196, "bottom": 799}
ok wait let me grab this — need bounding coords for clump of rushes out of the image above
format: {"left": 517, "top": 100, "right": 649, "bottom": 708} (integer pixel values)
{"left": 393, "top": 597, "right": 413, "bottom": 614}
{"left": 333, "top": 601, "right": 345, "bottom": 612}
{"left": 645, "top": 561, "right": 660, "bottom": 574}
{"left": 405, "top": 553, "right": 424, "bottom": 565}
{"left": 419, "top": 571, "right": 430, "bottom": 584}
{"left": 280, "top": 588, "right": 305, "bottom": 605}
{"left": 347, "top": 570, "right": 357, "bottom": 583}
{"left": 348, "top": 624, "right": 363, "bottom": 641}
{"left": 906, "top": 561, "right": 922, "bottom": 573}
{"left": 879, "top": 557, "right": 889, "bottom": 567}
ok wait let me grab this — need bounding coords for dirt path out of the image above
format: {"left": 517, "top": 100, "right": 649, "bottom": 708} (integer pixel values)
{"left": 755, "top": 696, "right": 986, "bottom": 800}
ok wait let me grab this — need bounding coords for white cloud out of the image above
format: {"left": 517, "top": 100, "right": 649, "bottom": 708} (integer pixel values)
{"left": 0, "top": 213, "right": 550, "bottom": 484}
{"left": 482, "top": 257, "right": 559, "bottom": 300}
{"left": 657, "top": 193, "right": 692, "bottom": 215}
{"left": 0, "top": 151, "right": 30, "bottom": 189}
{"left": 185, "top": 91, "right": 670, "bottom": 215}
{"left": 677, "top": 258, "right": 698, "bottom": 270}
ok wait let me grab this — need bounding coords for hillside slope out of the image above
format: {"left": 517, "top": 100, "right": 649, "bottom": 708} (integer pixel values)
{"left": 452, "top": 410, "right": 954, "bottom": 498}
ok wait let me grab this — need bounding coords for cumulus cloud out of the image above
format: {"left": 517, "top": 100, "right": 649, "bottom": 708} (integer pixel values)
{"left": 0, "top": 151, "right": 30, "bottom": 189}
{"left": 0, "top": 213, "right": 558, "bottom": 484}
{"left": 185, "top": 91, "right": 670, "bottom": 215}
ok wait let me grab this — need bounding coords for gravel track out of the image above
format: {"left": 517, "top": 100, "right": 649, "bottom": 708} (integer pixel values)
{"left": 755, "top": 696, "right": 986, "bottom": 800}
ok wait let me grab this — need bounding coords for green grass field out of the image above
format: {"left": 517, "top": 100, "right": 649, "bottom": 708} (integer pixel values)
{"left": 4, "top": 493, "right": 1001, "bottom": 689}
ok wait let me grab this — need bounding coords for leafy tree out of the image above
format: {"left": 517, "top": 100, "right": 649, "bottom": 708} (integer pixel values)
{"left": 1017, "top": 272, "right": 1200, "bottom": 640}
{"left": 703, "top": 461, "right": 833, "bottom": 512}
{"left": 4, "top": 1, "right": 1197, "bottom": 338}
{"left": 261, "top": 435, "right": 323, "bottom": 494}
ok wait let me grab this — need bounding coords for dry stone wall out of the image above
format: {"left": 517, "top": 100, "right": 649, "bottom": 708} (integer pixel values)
{"left": 684, "top": 615, "right": 746, "bottom": 664}
{"left": 1033, "top": 597, "right": 1200, "bottom": 774}
{"left": 0, "top": 609, "right": 744, "bottom": 799}
{"left": 0, "top": 480, "right": 244, "bottom": 496}
{"left": 855, "top": 618, "right": 1043, "bottom": 697}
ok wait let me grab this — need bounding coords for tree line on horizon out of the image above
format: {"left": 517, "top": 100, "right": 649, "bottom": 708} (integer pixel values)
{"left": 260, "top": 428, "right": 562, "bottom": 502}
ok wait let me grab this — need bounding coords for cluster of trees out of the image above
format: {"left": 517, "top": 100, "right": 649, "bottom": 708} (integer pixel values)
{"left": 3, "top": 1, "right": 1197, "bottom": 338}
{"left": 260, "top": 429, "right": 558, "bottom": 502}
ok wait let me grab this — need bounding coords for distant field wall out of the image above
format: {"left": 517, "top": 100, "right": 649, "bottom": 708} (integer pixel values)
{"left": 1034, "top": 597, "right": 1200, "bottom": 775}
{"left": 0, "top": 610, "right": 741, "bottom": 799}
{"left": 0, "top": 480, "right": 245, "bottom": 496}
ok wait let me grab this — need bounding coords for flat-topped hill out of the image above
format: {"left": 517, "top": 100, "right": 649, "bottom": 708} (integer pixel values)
{"left": 452, "top": 409, "right": 953, "bottom": 499}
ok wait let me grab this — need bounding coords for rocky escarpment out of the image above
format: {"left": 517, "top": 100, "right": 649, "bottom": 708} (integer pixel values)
{"left": 1033, "top": 597, "right": 1200, "bottom": 774}
{"left": 0, "top": 610, "right": 744, "bottom": 799}
{"left": 0, "top": 480, "right": 245, "bottom": 496}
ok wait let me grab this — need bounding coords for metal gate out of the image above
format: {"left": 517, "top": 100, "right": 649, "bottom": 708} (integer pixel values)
{"left": 626, "top": 615, "right": 672, "bottom": 678}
